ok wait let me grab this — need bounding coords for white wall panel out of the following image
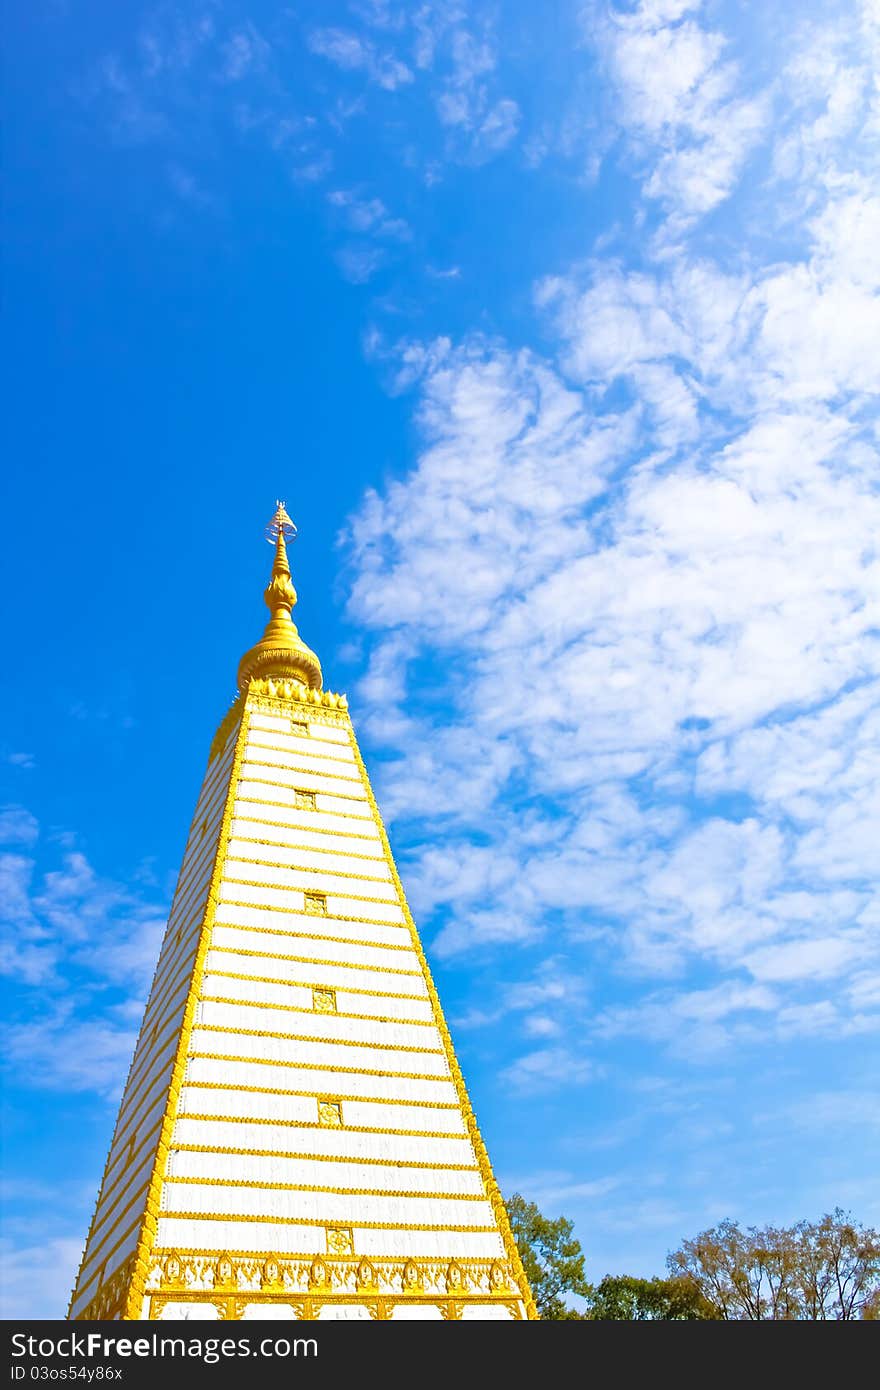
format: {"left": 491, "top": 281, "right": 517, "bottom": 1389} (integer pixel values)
{"left": 308, "top": 723, "right": 350, "bottom": 744}
{"left": 176, "top": 1086, "right": 318, "bottom": 1125}
{"left": 234, "top": 797, "right": 374, "bottom": 835}
{"left": 107, "top": 1092, "right": 167, "bottom": 1174}
{"left": 221, "top": 862, "right": 397, "bottom": 901}
{"left": 74, "top": 1221, "right": 142, "bottom": 1312}
{"left": 324, "top": 897, "right": 404, "bottom": 924}
{"left": 209, "top": 927, "right": 417, "bottom": 975}
{"left": 156, "top": 1303, "right": 221, "bottom": 1321}
{"left": 248, "top": 725, "right": 355, "bottom": 758}
{"left": 183, "top": 1058, "right": 457, "bottom": 1104}
{"left": 240, "top": 762, "right": 367, "bottom": 801}
{"left": 314, "top": 794, "right": 372, "bottom": 818}
{"left": 199, "top": 973, "right": 314, "bottom": 1012}
{"left": 156, "top": 1218, "right": 325, "bottom": 1254}
{"left": 161, "top": 1183, "right": 494, "bottom": 1229}
{"left": 225, "top": 839, "right": 389, "bottom": 875}
{"left": 342, "top": 1100, "right": 465, "bottom": 1133}
{"left": 188, "top": 1028, "right": 449, "bottom": 1078}
{"left": 230, "top": 819, "right": 381, "bottom": 856}
{"left": 171, "top": 1119, "right": 476, "bottom": 1167}
{"left": 248, "top": 714, "right": 294, "bottom": 734}
{"left": 211, "top": 905, "right": 410, "bottom": 948}
{"left": 168, "top": 1153, "right": 483, "bottom": 1197}
{"left": 203, "top": 948, "right": 428, "bottom": 997}
{"left": 89, "top": 1152, "right": 154, "bottom": 1247}
{"left": 244, "top": 744, "right": 358, "bottom": 777}
{"left": 348, "top": 1230, "right": 506, "bottom": 1260}
{"left": 461, "top": 1305, "right": 520, "bottom": 1320}
{"left": 235, "top": 783, "right": 372, "bottom": 823}
{"left": 332, "top": 991, "right": 433, "bottom": 1023}
{"left": 248, "top": 714, "right": 350, "bottom": 747}
{"left": 196, "top": 1000, "right": 441, "bottom": 1050}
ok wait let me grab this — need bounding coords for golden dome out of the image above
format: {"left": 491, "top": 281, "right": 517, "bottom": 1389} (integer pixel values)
{"left": 237, "top": 501, "right": 323, "bottom": 694}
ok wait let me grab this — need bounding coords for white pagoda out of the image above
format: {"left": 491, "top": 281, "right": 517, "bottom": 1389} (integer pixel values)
{"left": 68, "top": 504, "right": 536, "bottom": 1321}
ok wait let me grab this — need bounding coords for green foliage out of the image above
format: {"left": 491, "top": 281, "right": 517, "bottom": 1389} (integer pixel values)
{"left": 586, "top": 1273, "right": 717, "bottom": 1320}
{"left": 505, "top": 1193, "right": 592, "bottom": 1319}
{"left": 667, "top": 1208, "right": 880, "bottom": 1320}
{"left": 508, "top": 1194, "right": 880, "bottom": 1322}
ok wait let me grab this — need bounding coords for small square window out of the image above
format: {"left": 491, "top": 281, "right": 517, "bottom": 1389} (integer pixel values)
{"left": 200, "top": 818, "right": 208, "bottom": 839}
{"left": 293, "top": 788, "right": 317, "bottom": 811}
{"left": 313, "top": 987, "right": 336, "bottom": 1014}
{"left": 304, "top": 891, "right": 327, "bottom": 916}
{"left": 290, "top": 719, "right": 310, "bottom": 738}
{"left": 317, "top": 1098, "right": 343, "bottom": 1128}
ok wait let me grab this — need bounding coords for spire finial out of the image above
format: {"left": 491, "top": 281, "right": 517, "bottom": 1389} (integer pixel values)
{"left": 265, "top": 500, "right": 297, "bottom": 545}
{"left": 236, "top": 502, "right": 323, "bottom": 694}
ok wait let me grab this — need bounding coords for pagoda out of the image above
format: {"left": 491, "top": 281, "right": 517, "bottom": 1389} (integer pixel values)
{"left": 68, "top": 504, "right": 536, "bottom": 1321}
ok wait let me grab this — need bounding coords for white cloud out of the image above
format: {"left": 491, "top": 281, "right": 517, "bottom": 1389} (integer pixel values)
{"left": 336, "top": 244, "right": 388, "bottom": 283}
{"left": 6, "top": 752, "right": 35, "bottom": 770}
{"left": 328, "top": 189, "right": 411, "bottom": 239}
{"left": 593, "top": 0, "right": 770, "bottom": 223}
{"left": 432, "top": 24, "right": 520, "bottom": 160}
{"left": 343, "top": 115, "right": 880, "bottom": 1040}
{"left": 500, "top": 1046, "right": 595, "bottom": 1094}
{"left": 3, "top": 1008, "right": 138, "bottom": 1099}
{"left": 0, "top": 805, "right": 39, "bottom": 847}
{"left": 0, "top": 1235, "right": 85, "bottom": 1320}
{"left": 308, "top": 26, "right": 414, "bottom": 90}
{"left": 1, "top": 822, "right": 168, "bottom": 1087}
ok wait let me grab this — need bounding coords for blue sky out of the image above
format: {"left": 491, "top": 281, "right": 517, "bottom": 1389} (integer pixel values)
{"left": 3, "top": 0, "right": 880, "bottom": 1318}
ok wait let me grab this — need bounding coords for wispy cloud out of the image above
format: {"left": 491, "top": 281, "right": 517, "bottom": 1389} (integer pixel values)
{"left": 308, "top": 26, "right": 414, "bottom": 91}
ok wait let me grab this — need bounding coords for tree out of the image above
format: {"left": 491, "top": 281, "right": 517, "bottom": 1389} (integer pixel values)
{"left": 586, "top": 1274, "right": 717, "bottom": 1320}
{"left": 667, "top": 1210, "right": 880, "bottom": 1320}
{"left": 505, "top": 1193, "right": 592, "bottom": 1318}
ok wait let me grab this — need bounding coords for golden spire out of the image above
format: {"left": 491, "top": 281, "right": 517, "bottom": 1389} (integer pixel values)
{"left": 237, "top": 501, "right": 323, "bottom": 693}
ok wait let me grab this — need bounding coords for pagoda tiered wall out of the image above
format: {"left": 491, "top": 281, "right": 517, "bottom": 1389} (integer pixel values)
{"left": 69, "top": 689, "right": 534, "bottom": 1321}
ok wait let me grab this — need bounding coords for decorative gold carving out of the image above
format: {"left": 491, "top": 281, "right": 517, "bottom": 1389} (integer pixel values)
{"left": 303, "top": 891, "right": 327, "bottom": 916}
{"left": 326, "top": 1227, "right": 353, "bottom": 1256}
{"left": 214, "top": 1253, "right": 236, "bottom": 1289}
{"left": 138, "top": 1251, "right": 527, "bottom": 1321}
{"left": 260, "top": 1256, "right": 283, "bottom": 1290}
{"left": 71, "top": 1255, "right": 136, "bottom": 1321}
{"left": 293, "top": 789, "right": 317, "bottom": 811}
{"left": 317, "top": 1098, "right": 343, "bottom": 1128}
{"left": 160, "top": 1253, "right": 183, "bottom": 1288}
{"left": 312, "top": 987, "right": 336, "bottom": 1014}
{"left": 441, "top": 1301, "right": 464, "bottom": 1320}
{"left": 445, "top": 1261, "right": 466, "bottom": 1293}
{"left": 401, "top": 1260, "right": 422, "bottom": 1293}
{"left": 489, "top": 1260, "right": 510, "bottom": 1292}
{"left": 247, "top": 682, "right": 348, "bottom": 712}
